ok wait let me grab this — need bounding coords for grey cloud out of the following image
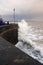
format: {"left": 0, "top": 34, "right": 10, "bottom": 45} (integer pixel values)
{"left": 0, "top": 0, "right": 43, "bottom": 15}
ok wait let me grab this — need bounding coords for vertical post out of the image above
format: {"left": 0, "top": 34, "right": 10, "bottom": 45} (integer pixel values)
{"left": 13, "top": 8, "right": 15, "bottom": 22}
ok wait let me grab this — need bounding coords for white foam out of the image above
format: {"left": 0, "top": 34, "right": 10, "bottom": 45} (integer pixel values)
{"left": 15, "top": 41, "right": 43, "bottom": 64}
{"left": 16, "top": 20, "right": 43, "bottom": 64}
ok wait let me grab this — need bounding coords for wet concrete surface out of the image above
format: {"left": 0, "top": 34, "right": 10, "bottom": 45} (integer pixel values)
{"left": 0, "top": 37, "right": 13, "bottom": 50}
{"left": 0, "top": 37, "right": 42, "bottom": 65}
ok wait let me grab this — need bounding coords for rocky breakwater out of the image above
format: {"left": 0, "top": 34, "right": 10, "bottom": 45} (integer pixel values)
{"left": 0, "top": 24, "right": 18, "bottom": 45}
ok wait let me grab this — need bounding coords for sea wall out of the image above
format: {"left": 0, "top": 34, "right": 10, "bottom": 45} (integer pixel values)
{"left": 0, "top": 24, "right": 18, "bottom": 45}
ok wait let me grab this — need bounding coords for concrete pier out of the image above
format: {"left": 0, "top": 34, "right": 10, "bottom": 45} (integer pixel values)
{"left": 0, "top": 24, "right": 42, "bottom": 65}
{"left": 0, "top": 24, "right": 18, "bottom": 45}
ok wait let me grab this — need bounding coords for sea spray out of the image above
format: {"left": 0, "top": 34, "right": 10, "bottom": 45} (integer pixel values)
{"left": 15, "top": 20, "right": 43, "bottom": 64}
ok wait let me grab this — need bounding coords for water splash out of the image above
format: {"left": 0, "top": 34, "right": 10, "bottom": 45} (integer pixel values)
{"left": 15, "top": 20, "right": 43, "bottom": 64}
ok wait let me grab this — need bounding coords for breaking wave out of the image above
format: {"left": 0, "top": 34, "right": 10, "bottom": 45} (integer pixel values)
{"left": 15, "top": 20, "right": 43, "bottom": 64}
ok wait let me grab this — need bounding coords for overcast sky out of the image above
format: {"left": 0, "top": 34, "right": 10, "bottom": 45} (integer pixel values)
{"left": 0, "top": 0, "right": 43, "bottom": 15}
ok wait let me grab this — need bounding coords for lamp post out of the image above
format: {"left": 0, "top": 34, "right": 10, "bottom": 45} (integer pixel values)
{"left": 13, "top": 8, "right": 15, "bottom": 22}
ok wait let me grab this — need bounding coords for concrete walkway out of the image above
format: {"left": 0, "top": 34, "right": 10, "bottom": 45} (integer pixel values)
{"left": 0, "top": 37, "right": 13, "bottom": 50}
{"left": 0, "top": 37, "right": 42, "bottom": 65}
